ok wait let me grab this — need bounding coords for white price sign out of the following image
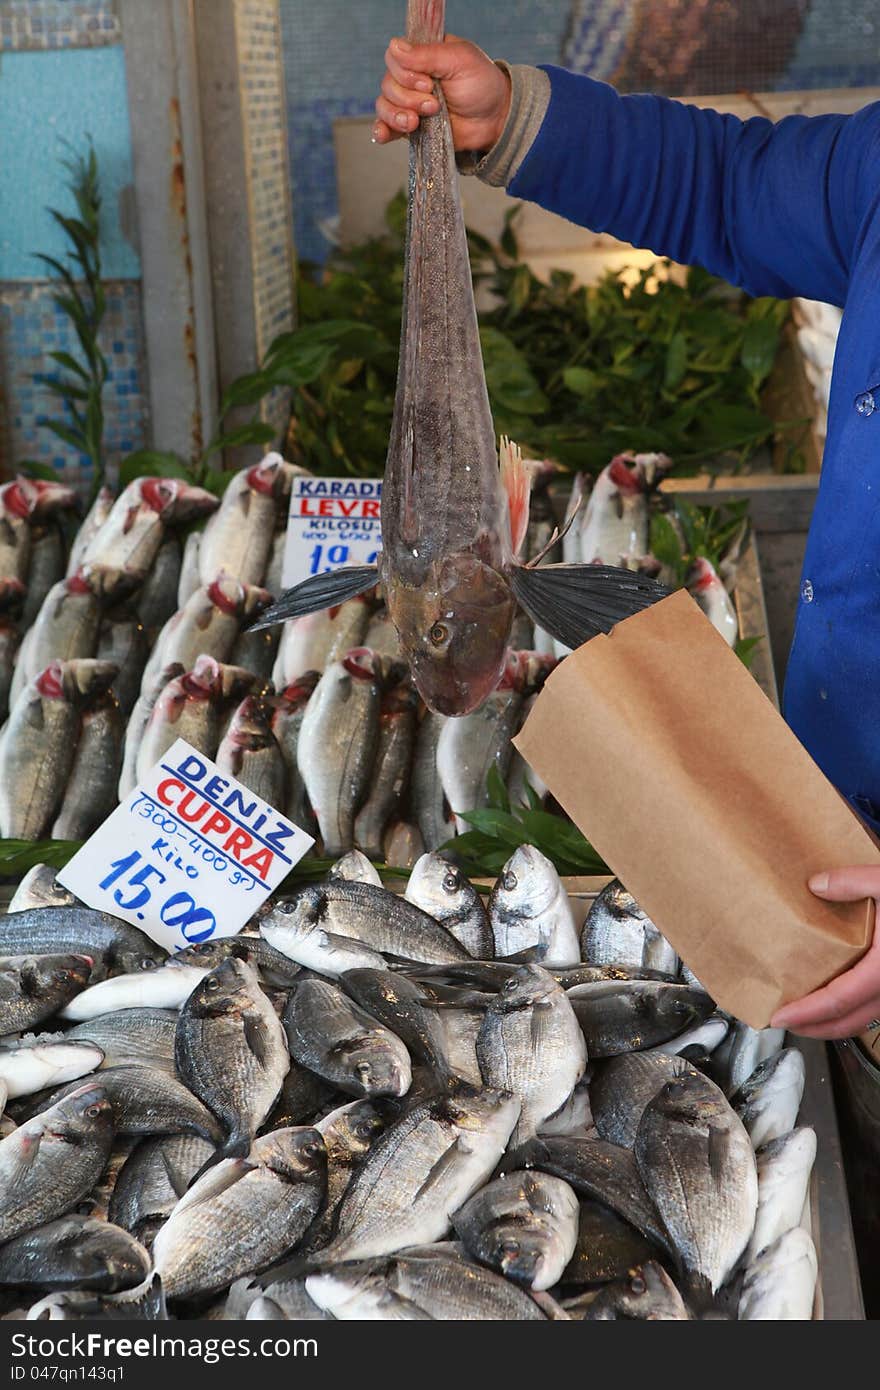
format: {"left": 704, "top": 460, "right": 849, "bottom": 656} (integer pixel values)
{"left": 281, "top": 476, "right": 382, "bottom": 588}
{"left": 58, "top": 739, "right": 314, "bottom": 953}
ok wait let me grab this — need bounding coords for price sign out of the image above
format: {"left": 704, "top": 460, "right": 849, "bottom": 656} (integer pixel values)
{"left": 58, "top": 739, "right": 314, "bottom": 953}
{"left": 281, "top": 476, "right": 382, "bottom": 588}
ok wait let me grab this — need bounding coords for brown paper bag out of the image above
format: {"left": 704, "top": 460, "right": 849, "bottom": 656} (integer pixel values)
{"left": 513, "top": 589, "right": 877, "bottom": 1028}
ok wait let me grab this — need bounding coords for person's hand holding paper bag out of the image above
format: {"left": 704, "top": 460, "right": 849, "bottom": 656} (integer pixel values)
{"left": 513, "top": 589, "right": 878, "bottom": 1031}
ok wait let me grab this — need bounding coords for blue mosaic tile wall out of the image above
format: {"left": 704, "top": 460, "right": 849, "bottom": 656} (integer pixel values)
{"left": 0, "top": 3, "right": 144, "bottom": 485}
{"left": 0, "top": 280, "right": 148, "bottom": 485}
{"left": 280, "top": 0, "right": 880, "bottom": 264}
{"left": 0, "top": 0, "right": 120, "bottom": 50}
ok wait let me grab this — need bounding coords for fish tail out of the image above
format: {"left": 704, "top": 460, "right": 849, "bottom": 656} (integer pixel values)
{"left": 407, "top": 0, "right": 445, "bottom": 45}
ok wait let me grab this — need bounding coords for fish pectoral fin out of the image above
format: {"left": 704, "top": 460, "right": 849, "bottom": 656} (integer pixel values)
{"left": 412, "top": 1135, "right": 470, "bottom": 1204}
{"left": 243, "top": 1014, "right": 271, "bottom": 1068}
{"left": 510, "top": 561, "right": 672, "bottom": 650}
{"left": 500, "top": 436, "right": 530, "bottom": 557}
{"left": 245, "top": 565, "right": 379, "bottom": 632}
{"left": 177, "top": 1153, "right": 252, "bottom": 1209}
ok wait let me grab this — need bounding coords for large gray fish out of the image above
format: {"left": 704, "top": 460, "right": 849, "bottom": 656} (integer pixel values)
{"left": 0, "top": 1040, "right": 103, "bottom": 1099}
{"left": 341, "top": 967, "right": 451, "bottom": 1076}
{"left": 297, "top": 648, "right": 382, "bottom": 857}
{"left": 51, "top": 690, "right": 124, "bottom": 840}
{"left": 590, "top": 1050, "right": 697, "bottom": 1148}
{"left": 0, "top": 478, "right": 38, "bottom": 588}
{"left": 134, "top": 531, "right": 182, "bottom": 638}
{"left": 0, "top": 658, "right": 118, "bottom": 839}
{"left": 452, "top": 1170, "right": 579, "bottom": 1290}
{"left": 711, "top": 1020, "right": 786, "bottom": 1096}
{"left": 562, "top": 1200, "right": 660, "bottom": 1286}
{"left": 177, "top": 529, "right": 202, "bottom": 609}
{"left": 60, "top": 962, "right": 207, "bottom": 1020}
{"left": 20, "top": 523, "right": 66, "bottom": 630}
{"left": 405, "top": 852, "right": 493, "bottom": 959}
{"left": 134, "top": 655, "right": 224, "bottom": 782}
{"left": 141, "top": 576, "right": 269, "bottom": 693}
{"left": 355, "top": 678, "right": 418, "bottom": 858}
{"left": 329, "top": 849, "right": 382, "bottom": 886}
{"left": 96, "top": 605, "right": 149, "bottom": 717}
{"left": 14, "top": 572, "right": 102, "bottom": 699}
{"left": 730, "top": 1047, "right": 805, "bottom": 1150}
{"left": 82, "top": 478, "right": 217, "bottom": 599}
{"left": 261, "top": 881, "right": 471, "bottom": 969}
{"left": 436, "top": 666, "right": 523, "bottom": 829}
{"left": 62, "top": 1008, "right": 179, "bottom": 1073}
{"left": 634, "top": 1070, "right": 758, "bottom": 1302}
{"left": 216, "top": 694, "right": 286, "bottom": 806}
{"left": 108, "top": 1133, "right": 218, "bottom": 1247}
{"left": 198, "top": 456, "right": 287, "bottom": 588}
{"left": 581, "top": 880, "right": 679, "bottom": 975}
{"left": 566, "top": 980, "right": 713, "bottom": 1058}
{"left": 283, "top": 977, "right": 411, "bottom": 1099}
{"left": 511, "top": 1134, "right": 670, "bottom": 1251}
{"left": 0, "top": 1083, "right": 113, "bottom": 1244}
{"left": 489, "top": 845, "right": 580, "bottom": 966}
{"left": 66, "top": 486, "right": 114, "bottom": 579}
{"left": 738, "top": 1228, "right": 817, "bottom": 1321}
{"left": 0, "top": 1216, "right": 150, "bottom": 1292}
{"left": 306, "top": 1246, "right": 546, "bottom": 1320}
{"left": 746, "top": 1126, "right": 816, "bottom": 1265}
{"left": 151, "top": 1126, "right": 326, "bottom": 1300}
{"left": 117, "top": 660, "right": 185, "bottom": 800}
{"left": 302, "top": 1099, "right": 390, "bottom": 1254}
{"left": 475, "top": 965, "right": 586, "bottom": 1149}
{"left": 6, "top": 864, "right": 77, "bottom": 913}
{"left": 175, "top": 957, "right": 290, "bottom": 1159}
{"left": 15, "top": 1066, "right": 224, "bottom": 1144}
{"left": 578, "top": 1261, "right": 689, "bottom": 1321}
{"left": 410, "top": 708, "right": 453, "bottom": 850}
{"left": 270, "top": 673, "right": 319, "bottom": 826}
{"left": 246, "top": 0, "right": 666, "bottom": 716}
{"left": 26, "top": 1276, "right": 166, "bottom": 1323}
{"left": 0, "top": 953, "right": 92, "bottom": 1035}
{"left": 0, "top": 621, "right": 19, "bottom": 722}
{"left": 0, "top": 906, "right": 166, "bottom": 979}
{"left": 270, "top": 1081, "right": 519, "bottom": 1268}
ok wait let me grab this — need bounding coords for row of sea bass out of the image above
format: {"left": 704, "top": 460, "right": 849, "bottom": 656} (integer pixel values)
{"left": 0, "top": 852, "right": 815, "bottom": 1320}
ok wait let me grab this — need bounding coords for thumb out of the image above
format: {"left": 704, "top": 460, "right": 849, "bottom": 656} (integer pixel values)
{"left": 808, "top": 865, "right": 880, "bottom": 901}
{"left": 390, "top": 35, "right": 463, "bottom": 78}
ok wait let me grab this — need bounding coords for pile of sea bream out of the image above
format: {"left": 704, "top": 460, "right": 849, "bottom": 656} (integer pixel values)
{"left": 0, "top": 851, "right": 816, "bottom": 1321}
{"left": 0, "top": 452, "right": 740, "bottom": 858}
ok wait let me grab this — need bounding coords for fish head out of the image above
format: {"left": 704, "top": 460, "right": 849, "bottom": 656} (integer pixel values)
{"left": 142, "top": 478, "right": 219, "bottom": 523}
{"left": 487, "top": 1219, "right": 553, "bottom": 1290}
{"left": 30, "top": 479, "right": 78, "bottom": 516}
{"left": 111, "top": 943, "right": 167, "bottom": 975}
{"left": 215, "top": 662, "right": 259, "bottom": 704}
{"left": 383, "top": 554, "right": 514, "bottom": 715}
{"left": 493, "top": 963, "right": 560, "bottom": 1014}
{"left": 207, "top": 574, "right": 247, "bottom": 617}
{"left": 278, "top": 672, "right": 320, "bottom": 711}
{"left": 344, "top": 1033, "right": 412, "bottom": 1099}
{"left": 261, "top": 888, "right": 324, "bottom": 947}
{"left": 608, "top": 1262, "right": 689, "bottom": 1320}
{"left": 21, "top": 953, "right": 93, "bottom": 1000}
{"left": 61, "top": 659, "right": 121, "bottom": 705}
{"left": 490, "top": 846, "right": 559, "bottom": 923}
{"left": 436, "top": 1079, "right": 521, "bottom": 1143}
{"left": 190, "top": 956, "right": 258, "bottom": 1018}
{"left": 49, "top": 1083, "right": 114, "bottom": 1140}
{"left": 1, "top": 477, "right": 39, "bottom": 518}
{"left": 246, "top": 454, "right": 284, "bottom": 498}
{"left": 325, "top": 1098, "right": 388, "bottom": 1158}
{"left": 405, "top": 852, "right": 472, "bottom": 917}
{"left": 251, "top": 1125, "right": 326, "bottom": 1184}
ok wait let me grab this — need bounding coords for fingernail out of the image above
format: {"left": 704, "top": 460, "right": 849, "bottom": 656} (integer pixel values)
{"left": 770, "top": 1008, "right": 794, "bottom": 1028}
{"left": 371, "top": 124, "right": 381, "bottom": 143}
{"left": 416, "top": 78, "right": 433, "bottom": 91}
{"left": 395, "top": 112, "right": 409, "bottom": 128}
{"left": 394, "top": 38, "right": 412, "bottom": 52}
{"left": 809, "top": 872, "right": 830, "bottom": 894}
{"left": 420, "top": 99, "right": 436, "bottom": 113}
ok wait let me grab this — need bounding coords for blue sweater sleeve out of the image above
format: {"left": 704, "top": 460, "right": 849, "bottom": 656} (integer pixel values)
{"left": 509, "top": 67, "right": 880, "bottom": 307}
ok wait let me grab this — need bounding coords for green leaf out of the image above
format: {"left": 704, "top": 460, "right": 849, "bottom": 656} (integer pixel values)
{"left": 0, "top": 838, "right": 82, "bottom": 875}
{"left": 42, "top": 420, "right": 87, "bottom": 452}
{"left": 486, "top": 764, "right": 511, "bottom": 813}
{"left": 500, "top": 206, "right": 520, "bottom": 260}
{"left": 649, "top": 512, "right": 686, "bottom": 576}
{"left": 741, "top": 315, "right": 780, "bottom": 387}
{"left": 479, "top": 326, "right": 549, "bottom": 417}
{"left": 204, "top": 421, "right": 276, "bottom": 457}
{"left": 47, "top": 350, "right": 90, "bottom": 382}
{"left": 119, "top": 450, "right": 193, "bottom": 488}
{"left": 664, "top": 331, "right": 688, "bottom": 390}
{"left": 562, "top": 366, "right": 599, "bottom": 398}
{"left": 734, "top": 635, "right": 762, "bottom": 669}
{"left": 16, "top": 460, "right": 61, "bottom": 482}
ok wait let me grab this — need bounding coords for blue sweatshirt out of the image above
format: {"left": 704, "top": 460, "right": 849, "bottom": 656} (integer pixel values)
{"left": 489, "top": 66, "right": 880, "bottom": 832}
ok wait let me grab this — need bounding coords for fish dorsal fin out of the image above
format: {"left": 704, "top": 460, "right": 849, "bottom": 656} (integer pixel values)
{"left": 500, "top": 437, "right": 530, "bottom": 557}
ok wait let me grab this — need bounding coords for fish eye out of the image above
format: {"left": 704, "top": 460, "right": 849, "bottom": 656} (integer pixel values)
{"left": 279, "top": 900, "right": 294, "bottom": 916}
{"left": 502, "top": 870, "right": 517, "bottom": 891}
{"left": 428, "top": 622, "right": 449, "bottom": 647}
{"left": 84, "top": 1104, "right": 103, "bottom": 1119}
{"left": 629, "top": 1275, "right": 647, "bottom": 1295}
{"left": 140, "top": 957, "right": 158, "bottom": 971}
{"left": 442, "top": 871, "right": 459, "bottom": 893}
{"left": 502, "top": 976, "right": 519, "bottom": 993}
{"left": 300, "top": 1141, "right": 321, "bottom": 1160}
{"left": 501, "top": 1239, "right": 520, "bottom": 1256}
{"left": 205, "top": 977, "right": 221, "bottom": 992}
{"left": 356, "top": 1061, "right": 372, "bottom": 1079}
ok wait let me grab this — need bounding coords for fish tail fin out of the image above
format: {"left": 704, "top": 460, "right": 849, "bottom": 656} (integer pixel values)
{"left": 510, "top": 561, "right": 671, "bottom": 651}
{"left": 407, "top": 0, "right": 446, "bottom": 45}
{"left": 500, "top": 436, "right": 531, "bottom": 557}
{"left": 245, "top": 565, "right": 379, "bottom": 632}
{"left": 117, "top": 1273, "right": 167, "bottom": 1321}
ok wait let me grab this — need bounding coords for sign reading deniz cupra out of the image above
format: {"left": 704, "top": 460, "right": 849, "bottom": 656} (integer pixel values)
{"left": 281, "top": 476, "right": 382, "bottom": 587}
{"left": 58, "top": 740, "right": 314, "bottom": 952}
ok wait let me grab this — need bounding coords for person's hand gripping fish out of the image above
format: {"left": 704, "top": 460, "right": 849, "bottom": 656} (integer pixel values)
{"left": 248, "top": 1, "right": 668, "bottom": 716}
